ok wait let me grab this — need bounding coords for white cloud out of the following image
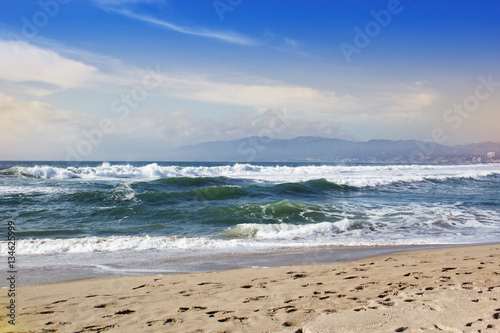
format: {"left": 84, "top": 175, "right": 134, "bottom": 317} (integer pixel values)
{"left": 348, "top": 81, "right": 440, "bottom": 122}
{"left": 386, "top": 82, "right": 439, "bottom": 112}
{"left": 154, "top": 73, "right": 358, "bottom": 114}
{"left": 0, "top": 38, "right": 356, "bottom": 114}
{"left": 93, "top": 0, "right": 257, "bottom": 46}
{"left": 0, "top": 93, "right": 94, "bottom": 159}
{"left": 117, "top": 10, "right": 257, "bottom": 46}
{"left": 0, "top": 82, "right": 62, "bottom": 97}
{"left": 116, "top": 108, "right": 356, "bottom": 146}
{"left": 0, "top": 93, "right": 355, "bottom": 160}
{"left": 0, "top": 39, "right": 439, "bottom": 125}
{"left": 0, "top": 40, "right": 99, "bottom": 90}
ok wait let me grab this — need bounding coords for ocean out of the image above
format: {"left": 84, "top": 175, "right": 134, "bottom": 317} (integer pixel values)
{"left": 1, "top": 161, "right": 499, "bottom": 285}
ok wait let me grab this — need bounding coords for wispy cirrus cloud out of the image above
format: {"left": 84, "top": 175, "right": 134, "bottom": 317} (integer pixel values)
{"left": 118, "top": 10, "right": 257, "bottom": 46}
{"left": 94, "top": 0, "right": 257, "bottom": 46}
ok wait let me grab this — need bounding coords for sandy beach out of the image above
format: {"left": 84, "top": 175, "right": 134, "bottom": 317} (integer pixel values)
{"left": 4, "top": 244, "right": 500, "bottom": 333}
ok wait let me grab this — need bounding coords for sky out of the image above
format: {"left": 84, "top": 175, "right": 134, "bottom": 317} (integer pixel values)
{"left": 0, "top": 0, "right": 499, "bottom": 160}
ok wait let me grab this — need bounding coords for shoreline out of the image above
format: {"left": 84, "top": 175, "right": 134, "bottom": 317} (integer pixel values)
{"left": 10, "top": 243, "right": 459, "bottom": 286}
{"left": 6, "top": 243, "right": 500, "bottom": 332}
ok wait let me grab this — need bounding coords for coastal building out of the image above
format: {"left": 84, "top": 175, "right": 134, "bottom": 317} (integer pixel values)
{"left": 487, "top": 152, "right": 496, "bottom": 159}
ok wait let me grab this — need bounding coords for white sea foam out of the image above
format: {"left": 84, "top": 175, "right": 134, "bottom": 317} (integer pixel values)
{"left": 2, "top": 209, "right": 498, "bottom": 256}
{"left": 3, "top": 236, "right": 247, "bottom": 255}
{"left": 8, "top": 163, "right": 500, "bottom": 187}
{"left": 0, "top": 234, "right": 476, "bottom": 256}
{"left": 222, "top": 220, "right": 352, "bottom": 239}
{"left": 0, "top": 185, "right": 71, "bottom": 196}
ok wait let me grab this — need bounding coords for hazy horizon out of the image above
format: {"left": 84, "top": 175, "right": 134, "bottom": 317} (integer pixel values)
{"left": 1, "top": 0, "right": 499, "bottom": 161}
{"left": 1, "top": 136, "right": 499, "bottom": 162}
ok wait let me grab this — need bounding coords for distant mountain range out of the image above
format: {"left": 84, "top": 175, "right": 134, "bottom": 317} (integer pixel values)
{"left": 166, "top": 136, "right": 500, "bottom": 163}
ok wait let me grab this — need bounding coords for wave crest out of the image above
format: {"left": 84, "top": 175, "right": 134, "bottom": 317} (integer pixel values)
{"left": 220, "top": 220, "right": 353, "bottom": 239}
{"left": 2, "top": 163, "right": 499, "bottom": 188}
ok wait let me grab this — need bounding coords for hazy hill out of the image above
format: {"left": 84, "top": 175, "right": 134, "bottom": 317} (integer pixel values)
{"left": 166, "top": 136, "right": 500, "bottom": 162}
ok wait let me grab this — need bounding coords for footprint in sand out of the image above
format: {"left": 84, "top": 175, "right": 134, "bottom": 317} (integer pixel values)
{"left": 146, "top": 318, "right": 183, "bottom": 326}
{"left": 74, "top": 325, "right": 116, "bottom": 332}
{"left": 283, "top": 321, "right": 303, "bottom": 328}
{"left": 114, "top": 309, "right": 135, "bottom": 315}
{"left": 302, "top": 282, "right": 323, "bottom": 287}
{"left": 241, "top": 283, "right": 267, "bottom": 289}
{"left": 291, "top": 273, "right": 308, "bottom": 279}
{"left": 51, "top": 300, "right": 68, "bottom": 304}
{"left": 217, "top": 316, "right": 248, "bottom": 323}
{"left": 37, "top": 311, "right": 55, "bottom": 314}
{"left": 132, "top": 284, "right": 147, "bottom": 290}
{"left": 353, "top": 267, "right": 368, "bottom": 271}
{"left": 377, "top": 299, "right": 395, "bottom": 306}
{"left": 284, "top": 298, "right": 300, "bottom": 304}
{"left": 243, "top": 296, "right": 268, "bottom": 303}
{"left": 441, "top": 267, "right": 457, "bottom": 272}
{"left": 268, "top": 306, "right": 298, "bottom": 315}
{"left": 206, "top": 310, "right": 234, "bottom": 317}
{"left": 178, "top": 306, "right": 207, "bottom": 312}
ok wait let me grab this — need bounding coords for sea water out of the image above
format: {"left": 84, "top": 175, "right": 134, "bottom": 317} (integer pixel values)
{"left": 1, "top": 161, "right": 499, "bottom": 284}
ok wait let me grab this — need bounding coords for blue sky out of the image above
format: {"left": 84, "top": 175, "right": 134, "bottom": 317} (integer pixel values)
{"left": 0, "top": 0, "right": 499, "bottom": 160}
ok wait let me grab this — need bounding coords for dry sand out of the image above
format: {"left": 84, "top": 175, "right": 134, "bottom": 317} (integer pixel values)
{"left": 2, "top": 244, "right": 500, "bottom": 333}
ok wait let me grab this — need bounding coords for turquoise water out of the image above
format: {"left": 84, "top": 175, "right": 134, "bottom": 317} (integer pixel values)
{"left": 1, "top": 161, "right": 499, "bottom": 283}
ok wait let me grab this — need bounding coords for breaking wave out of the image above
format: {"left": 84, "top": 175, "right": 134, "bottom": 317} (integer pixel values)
{"left": 2, "top": 162, "right": 499, "bottom": 188}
